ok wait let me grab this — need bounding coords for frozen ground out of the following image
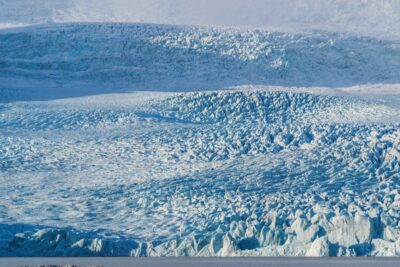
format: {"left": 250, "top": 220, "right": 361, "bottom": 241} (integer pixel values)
{"left": 0, "top": 22, "right": 399, "bottom": 257}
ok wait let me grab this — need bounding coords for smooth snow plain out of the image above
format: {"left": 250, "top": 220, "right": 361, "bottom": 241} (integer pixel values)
{"left": 0, "top": 23, "right": 399, "bottom": 257}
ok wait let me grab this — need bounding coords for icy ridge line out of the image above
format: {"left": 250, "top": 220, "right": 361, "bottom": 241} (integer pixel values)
{"left": 0, "top": 23, "right": 399, "bottom": 99}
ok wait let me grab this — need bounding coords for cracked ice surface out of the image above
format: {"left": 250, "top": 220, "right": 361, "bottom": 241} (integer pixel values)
{"left": 0, "top": 89, "right": 399, "bottom": 256}
{"left": 0, "top": 23, "right": 399, "bottom": 257}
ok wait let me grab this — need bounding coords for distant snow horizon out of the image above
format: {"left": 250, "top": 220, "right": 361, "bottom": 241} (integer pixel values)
{"left": 1, "top": 0, "right": 400, "bottom": 40}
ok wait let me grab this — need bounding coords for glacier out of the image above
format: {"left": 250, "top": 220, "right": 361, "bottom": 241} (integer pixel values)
{"left": 0, "top": 22, "right": 399, "bottom": 257}
{"left": 1, "top": 23, "right": 400, "bottom": 101}
{"left": 1, "top": 0, "right": 400, "bottom": 40}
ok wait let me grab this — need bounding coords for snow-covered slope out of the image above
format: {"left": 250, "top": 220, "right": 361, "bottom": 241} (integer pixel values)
{"left": 1, "top": 0, "right": 400, "bottom": 40}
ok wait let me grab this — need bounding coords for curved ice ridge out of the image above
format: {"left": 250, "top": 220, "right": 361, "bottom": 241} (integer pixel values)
{"left": 0, "top": 23, "right": 400, "bottom": 101}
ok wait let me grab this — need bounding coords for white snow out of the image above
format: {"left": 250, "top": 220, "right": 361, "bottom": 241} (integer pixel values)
{"left": 1, "top": 0, "right": 400, "bottom": 40}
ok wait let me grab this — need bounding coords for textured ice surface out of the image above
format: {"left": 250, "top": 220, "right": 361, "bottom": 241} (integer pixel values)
{"left": 1, "top": 24, "right": 400, "bottom": 102}
{"left": 1, "top": 89, "right": 399, "bottom": 256}
{"left": 0, "top": 23, "right": 399, "bottom": 257}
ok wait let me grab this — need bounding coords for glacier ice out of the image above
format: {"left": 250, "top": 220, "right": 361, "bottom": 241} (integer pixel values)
{"left": 0, "top": 23, "right": 399, "bottom": 257}
{"left": 1, "top": 0, "right": 400, "bottom": 40}
{"left": 0, "top": 89, "right": 399, "bottom": 256}
{"left": 1, "top": 23, "right": 400, "bottom": 103}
